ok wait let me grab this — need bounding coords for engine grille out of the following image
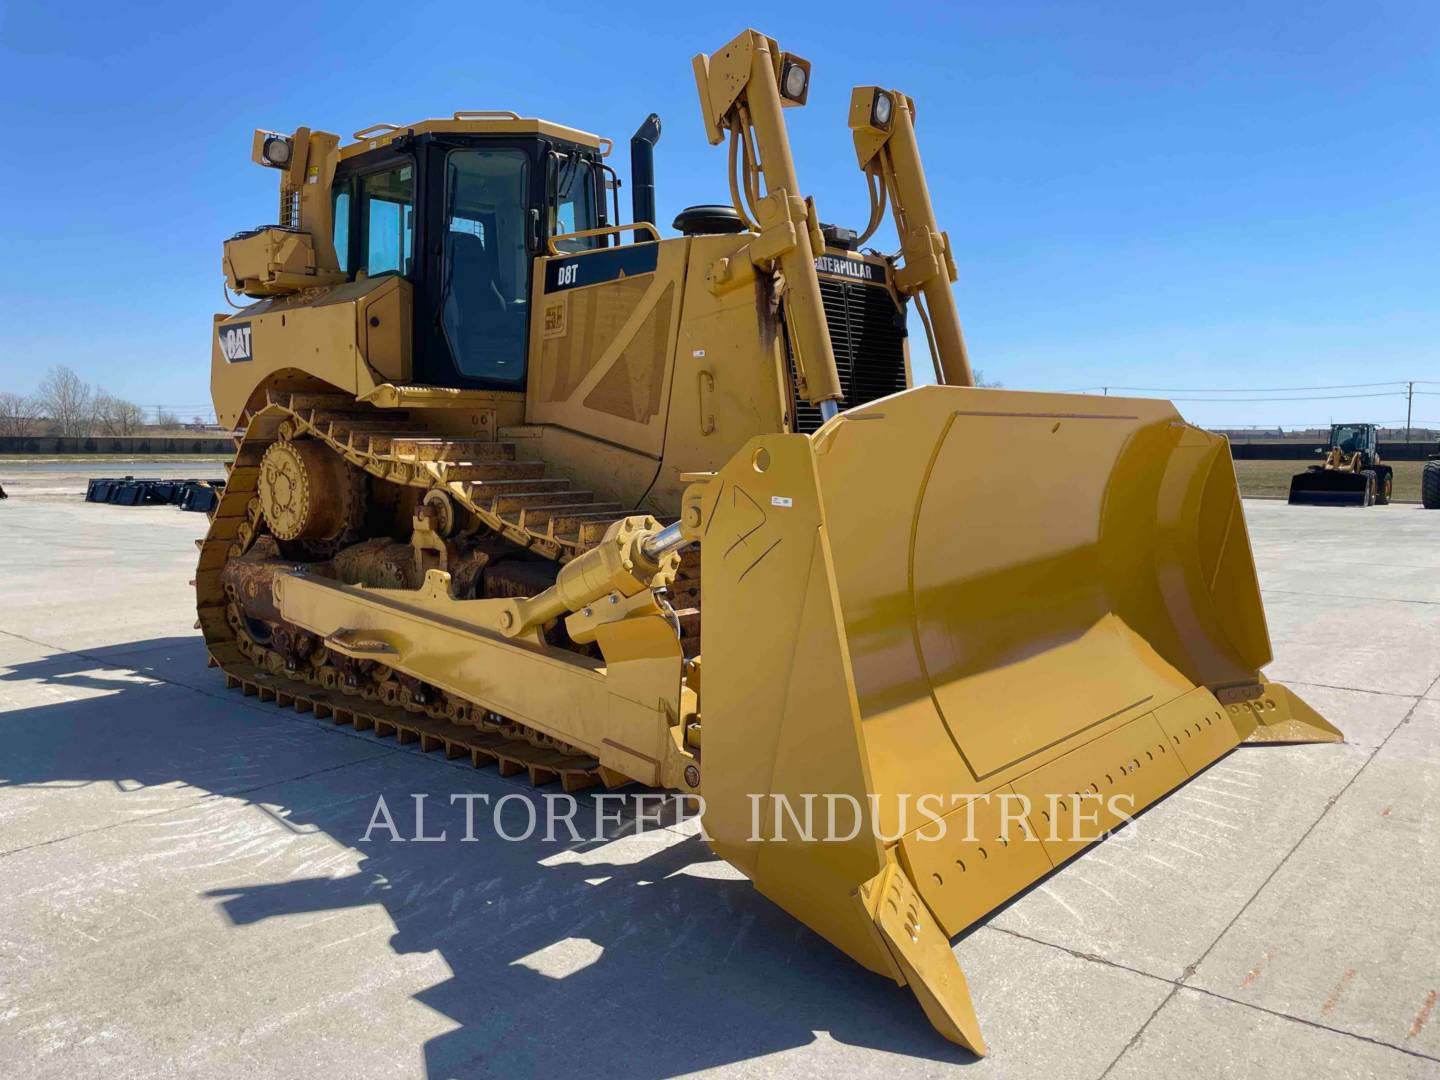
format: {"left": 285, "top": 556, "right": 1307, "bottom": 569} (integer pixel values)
{"left": 792, "top": 278, "right": 909, "bottom": 434}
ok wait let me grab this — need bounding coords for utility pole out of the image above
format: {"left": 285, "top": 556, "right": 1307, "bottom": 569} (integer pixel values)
{"left": 1406, "top": 381, "right": 1414, "bottom": 443}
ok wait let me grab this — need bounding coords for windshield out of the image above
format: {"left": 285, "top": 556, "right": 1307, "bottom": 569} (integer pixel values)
{"left": 1332, "top": 425, "right": 1368, "bottom": 453}
{"left": 441, "top": 149, "right": 531, "bottom": 384}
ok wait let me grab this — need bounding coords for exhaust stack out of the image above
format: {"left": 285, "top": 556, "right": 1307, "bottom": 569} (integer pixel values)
{"left": 630, "top": 113, "right": 661, "bottom": 231}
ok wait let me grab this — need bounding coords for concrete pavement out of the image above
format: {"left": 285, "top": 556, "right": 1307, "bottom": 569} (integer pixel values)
{"left": 1, "top": 472, "right": 1436, "bottom": 1079}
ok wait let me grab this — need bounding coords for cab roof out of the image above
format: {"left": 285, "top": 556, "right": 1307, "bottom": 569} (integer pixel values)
{"left": 340, "top": 114, "right": 607, "bottom": 159}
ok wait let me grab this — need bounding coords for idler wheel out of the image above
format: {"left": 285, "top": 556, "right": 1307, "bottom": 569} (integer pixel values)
{"left": 259, "top": 439, "right": 351, "bottom": 541}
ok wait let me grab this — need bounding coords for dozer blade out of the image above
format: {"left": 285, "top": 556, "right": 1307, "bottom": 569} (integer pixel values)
{"left": 1287, "top": 467, "right": 1370, "bottom": 506}
{"left": 694, "top": 385, "right": 1340, "bottom": 1054}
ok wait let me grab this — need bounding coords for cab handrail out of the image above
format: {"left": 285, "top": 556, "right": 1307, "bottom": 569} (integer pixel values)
{"left": 352, "top": 122, "right": 403, "bottom": 140}
{"left": 546, "top": 222, "right": 660, "bottom": 256}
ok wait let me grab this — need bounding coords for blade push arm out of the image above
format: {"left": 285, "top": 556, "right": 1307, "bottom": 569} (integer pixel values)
{"left": 693, "top": 29, "right": 844, "bottom": 412}
{"left": 848, "top": 88, "right": 974, "bottom": 388}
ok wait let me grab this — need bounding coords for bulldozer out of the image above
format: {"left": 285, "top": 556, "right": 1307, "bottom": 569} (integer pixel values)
{"left": 1287, "top": 422, "right": 1392, "bottom": 506}
{"left": 198, "top": 29, "right": 1342, "bottom": 1054}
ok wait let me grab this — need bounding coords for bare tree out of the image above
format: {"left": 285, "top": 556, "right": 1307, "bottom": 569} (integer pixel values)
{"left": 35, "top": 366, "right": 95, "bottom": 437}
{"left": 973, "top": 368, "right": 1003, "bottom": 389}
{"left": 153, "top": 408, "right": 180, "bottom": 430}
{"left": 94, "top": 392, "right": 146, "bottom": 436}
{"left": 0, "top": 391, "right": 40, "bottom": 437}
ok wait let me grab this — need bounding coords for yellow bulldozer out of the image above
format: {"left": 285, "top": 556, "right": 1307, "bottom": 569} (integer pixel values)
{"left": 199, "top": 29, "right": 1341, "bottom": 1054}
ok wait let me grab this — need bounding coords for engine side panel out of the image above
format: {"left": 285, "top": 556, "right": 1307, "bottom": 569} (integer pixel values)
{"left": 525, "top": 239, "right": 689, "bottom": 458}
{"left": 211, "top": 276, "right": 412, "bottom": 428}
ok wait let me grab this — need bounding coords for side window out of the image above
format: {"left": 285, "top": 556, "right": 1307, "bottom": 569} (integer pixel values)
{"left": 332, "top": 183, "right": 351, "bottom": 273}
{"left": 360, "top": 165, "right": 414, "bottom": 276}
{"left": 552, "top": 159, "right": 598, "bottom": 253}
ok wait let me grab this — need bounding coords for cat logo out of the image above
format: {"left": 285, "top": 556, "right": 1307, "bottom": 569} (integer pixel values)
{"left": 814, "top": 254, "right": 881, "bottom": 283}
{"left": 218, "top": 322, "right": 253, "bottom": 363}
{"left": 541, "top": 299, "right": 567, "bottom": 340}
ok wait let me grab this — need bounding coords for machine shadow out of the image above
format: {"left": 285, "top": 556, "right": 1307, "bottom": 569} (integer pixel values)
{"left": 0, "top": 637, "right": 977, "bottom": 1077}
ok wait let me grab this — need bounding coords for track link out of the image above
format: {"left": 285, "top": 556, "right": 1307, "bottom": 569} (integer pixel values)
{"left": 267, "top": 389, "right": 629, "bottom": 561}
{"left": 194, "top": 392, "right": 697, "bottom": 789}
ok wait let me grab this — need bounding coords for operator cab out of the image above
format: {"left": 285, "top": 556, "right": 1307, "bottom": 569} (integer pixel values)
{"left": 329, "top": 117, "right": 611, "bottom": 391}
{"left": 1329, "top": 423, "right": 1375, "bottom": 457}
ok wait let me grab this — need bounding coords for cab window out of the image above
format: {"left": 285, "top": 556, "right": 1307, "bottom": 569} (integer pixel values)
{"left": 360, "top": 165, "right": 414, "bottom": 276}
{"left": 331, "top": 182, "right": 352, "bottom": 273}
{"left": 551, "top": 158, "right": 599, "bottom": 253}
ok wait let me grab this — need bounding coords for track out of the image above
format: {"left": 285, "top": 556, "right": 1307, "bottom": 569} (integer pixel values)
{"left": 193, "top": 390, "right": 699, "bottom": 792}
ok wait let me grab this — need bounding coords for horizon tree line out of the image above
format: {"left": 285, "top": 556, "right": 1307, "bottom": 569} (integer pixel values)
{"left": 0, "top": 366, "right": 212, "bottom": 438}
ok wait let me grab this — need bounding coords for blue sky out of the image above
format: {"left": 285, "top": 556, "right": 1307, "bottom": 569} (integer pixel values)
{"left": 0, "top": 1, "right": 1435, "bottom": 429}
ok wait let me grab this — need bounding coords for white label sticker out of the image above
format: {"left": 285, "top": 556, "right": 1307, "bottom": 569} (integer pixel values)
{"left": 771, "top": 496, "right": 793, "bottom": 508}
{"left": 692, "top": 349, "right": 706, "bottom": 358}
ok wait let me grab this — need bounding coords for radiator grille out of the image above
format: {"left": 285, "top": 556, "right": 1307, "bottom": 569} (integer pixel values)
{"left": 792, "top": 279, "right": 908, "bottom": 434}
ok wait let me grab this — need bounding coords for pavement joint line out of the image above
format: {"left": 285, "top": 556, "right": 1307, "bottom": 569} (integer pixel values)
{"left": 1262, "top": 587, "right": 1440, "bottom": 608}
{"left": 1282, "top": 679, "right": 1424, "bottom": 701}
{"left": 1180, "top": 983, "right": 1440, "bottom": 1065}
{"left": 989, "top": 927, "right": 1440, "bottom": 1067}
{"left": 1097, "top": 674, "right": 1440, "bottom": 1079}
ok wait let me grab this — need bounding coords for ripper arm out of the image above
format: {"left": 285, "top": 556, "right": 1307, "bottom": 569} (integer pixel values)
{"left": 848, "top": 87, "right": 974, "bottom": 388}
{"left": 693, "top": 29, "right": 844, "bottom": 413}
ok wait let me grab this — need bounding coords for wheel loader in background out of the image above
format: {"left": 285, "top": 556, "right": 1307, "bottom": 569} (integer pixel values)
{"left": 1287, "top": 422, "right": 1392, "bottom": 506}
{"left": 199, "top": 28, "right": 1342, "bottom": 1055}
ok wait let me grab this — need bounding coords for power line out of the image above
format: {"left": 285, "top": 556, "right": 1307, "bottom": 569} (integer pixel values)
{"left": 1157, "top": 394, "right": 1405, "bottom": 403}
{"left": 1071, "top": 381, "right": 1411, "bottom": 393}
